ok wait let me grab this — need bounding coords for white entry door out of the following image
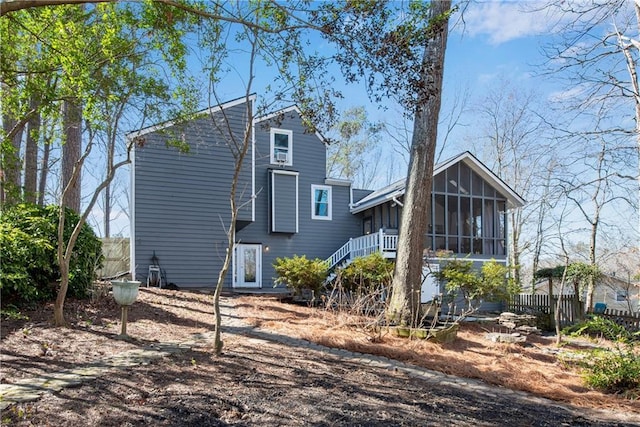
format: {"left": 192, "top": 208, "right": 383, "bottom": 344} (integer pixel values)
{"left": 235, "top": 244, "right": 262, "bottom": 288}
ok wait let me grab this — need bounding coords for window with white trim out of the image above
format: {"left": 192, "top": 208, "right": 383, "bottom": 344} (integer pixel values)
{"left": 270, "top": 129, "right": 293, "bottom": 166}
{"left": 616, "top": 290, "right": 628, "bottom": 302}
{"left": 312, "top": 185, "right": 332, "bottom": 220}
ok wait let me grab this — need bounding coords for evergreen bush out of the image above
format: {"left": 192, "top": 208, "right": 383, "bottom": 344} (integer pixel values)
{"left": 581, "top": 345, "right": 640, "bottom": 397}
{"left": 273, "top": 255, "right": 328, "bottom": 296}
{"left": 0, "top": 203, "right": 103, "bottom": 305}
{"left": 335, "top": 252, "right": 394, "bottom": 292}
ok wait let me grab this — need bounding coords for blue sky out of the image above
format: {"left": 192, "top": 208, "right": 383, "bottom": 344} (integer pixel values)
{"left": 95, "top": 0, "right": 638, "bottom": 246}
{"left": 95, "top": 0, "right": 563, "bottom": 236}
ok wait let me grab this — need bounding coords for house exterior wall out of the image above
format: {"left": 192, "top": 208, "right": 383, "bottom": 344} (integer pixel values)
{"left": 236, "top": 110, "right": 362, "bottom": 288}
{"left": 132, "top": 101, "right": 253, "bottom": 288}
{"left": 593, "top": 278, "right": 639, "bottom": 313}
{"left": 133, "top": 103, "right": 362, "bottom": 290}
{"left": 132, "top": 100, "right": 521, "bottom": 293}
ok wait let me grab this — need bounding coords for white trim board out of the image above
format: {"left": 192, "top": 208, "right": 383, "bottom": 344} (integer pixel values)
{"left": 127, "top": 94, "right": 257, "bottom": 140}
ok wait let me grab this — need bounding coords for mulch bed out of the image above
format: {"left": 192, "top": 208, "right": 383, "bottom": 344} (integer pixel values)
{"left": 1, "top": 288, "right": 639, "bottom": 426}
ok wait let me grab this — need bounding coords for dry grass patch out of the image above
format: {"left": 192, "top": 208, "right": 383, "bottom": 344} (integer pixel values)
{"left": 236, "top": 295, "right": 640, "bottom": 414}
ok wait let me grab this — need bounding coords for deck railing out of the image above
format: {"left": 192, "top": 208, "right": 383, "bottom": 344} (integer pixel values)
{"left": 327, "top": 229, "right": 397, "bottom": 269}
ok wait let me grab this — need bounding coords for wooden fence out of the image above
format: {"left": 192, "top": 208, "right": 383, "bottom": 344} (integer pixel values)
{"left": 509, "top": 294, "right": 582, "bottom": 328}
{"left": 97, "top": 238, "right": 130, "bottom": 278}
{"left": 510, "top": 294, "right": 640, "bottom": 332}
{"left": 590, "top": 309, "right": 640, "bottom": 333}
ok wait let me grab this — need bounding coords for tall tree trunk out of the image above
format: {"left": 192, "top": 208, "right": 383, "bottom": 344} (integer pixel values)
{"left": 634, "top": 3, "right": 640, "bottom": 257}
{"left": 386, "top": 0, "right": 451, "bottom": 326}
{"left": 631, "top": 1, "right": 640, "bottom": 255}
{"left": 585, "top": 212, "right": 599, "bottom": 311}
{"left": 24, "top": 94, "right": 40, "bottom": 203}
{"left": 1, "top": 115, "right": 24, "bottom": 205}
{"left": 103, "top": 126, "right": 115, "bottom": 237}
{"left": 54, "top": 240, "right": 70, "bottom": 326}
{"left": 104, "top": 184, "right": 110, "bottom": 237}
{"left": 62, "top": 97, "right": 82, "bottom": 212}
{"left": 37, "top": 133, "right": 51, "bottom": 206}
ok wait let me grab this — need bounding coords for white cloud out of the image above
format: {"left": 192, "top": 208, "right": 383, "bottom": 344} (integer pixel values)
{"left": 456, "top": 0, "right": 553, "bottom": 44}
{"left": 547, "top": 84, "right": 587, "bottom": 103}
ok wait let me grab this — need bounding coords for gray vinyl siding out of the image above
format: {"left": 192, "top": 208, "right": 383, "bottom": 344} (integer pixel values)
{"left": 237, "top": 110, "right": 362, "bottom": 287}
{"left": 135, "top": 104, "right": 382, "bottom": 290}
{"left": 133, "top": 101, "right": 252, "bottom": 288}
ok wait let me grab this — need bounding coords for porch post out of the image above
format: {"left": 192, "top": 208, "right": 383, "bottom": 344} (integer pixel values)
{"left": 379, "top": 228, "right": 384, "bottom": 252}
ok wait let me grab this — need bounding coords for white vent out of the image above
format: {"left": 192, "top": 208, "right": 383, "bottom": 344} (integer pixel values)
{"left": 276, "top": 152, "right": 288, "bottom": 163}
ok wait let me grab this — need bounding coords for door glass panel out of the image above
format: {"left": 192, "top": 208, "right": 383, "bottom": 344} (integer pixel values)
{"left": 243, "top": 247, "right": 256, "bottom": 282}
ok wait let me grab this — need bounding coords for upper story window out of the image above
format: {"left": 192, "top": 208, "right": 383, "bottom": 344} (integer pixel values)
{"left": 312, "top": 185, "right": 332, "bottom": 220}
{"left": 270, "top": 128, "right": 293, "bottom": 166}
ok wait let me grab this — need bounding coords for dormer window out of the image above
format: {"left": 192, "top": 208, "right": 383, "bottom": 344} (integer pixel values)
{"left": 270, "top": 128, "right": 293, "bottom": 166}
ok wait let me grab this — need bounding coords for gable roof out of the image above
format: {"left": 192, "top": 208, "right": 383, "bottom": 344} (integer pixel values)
{"left": 126, "top": 94, "right": 257, "bottom": 140}
{"left": 128, "top": 97, "right": 329, "bottom": 146}
{"left": 254, "top": 105, "right": 329, "bottom": 146}
{"left": 350, "top": 151, "right": 526, "bottom": 214}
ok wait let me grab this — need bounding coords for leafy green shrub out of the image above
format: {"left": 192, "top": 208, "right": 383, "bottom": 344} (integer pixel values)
{"left": 0, "top": 203, "right": 103, "bottom": 305}
{"left": 273, "top": 255, "right": 328, "bottom": 296}
{"left": 273, "top": 255, "right": 324, "bottom": 294}
{"left": 336, "top": 252, "right": 394, "bottom": 292}
{"left": 0, "top": 221, "right": 54, "bottom": 302}
{"left": 581, "top": 345, "right": 640, "bottom": 397}
{"left": 564, "top": 316, "right": 633, "bottom": 342}
{"left": 436, "top": 258, "right": 519, "bottom": 312}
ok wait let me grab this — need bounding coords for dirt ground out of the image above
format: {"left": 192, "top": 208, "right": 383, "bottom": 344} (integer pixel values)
{"left": 1, "top": 288, "right": 639, "bottom": 426}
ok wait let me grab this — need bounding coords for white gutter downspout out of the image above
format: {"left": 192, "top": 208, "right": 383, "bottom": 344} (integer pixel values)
{"left": 129, "top": 136, "right": 136, "bottom": 281}
{"left": 392, "top": 197, "right": 404, "bottom": 207}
